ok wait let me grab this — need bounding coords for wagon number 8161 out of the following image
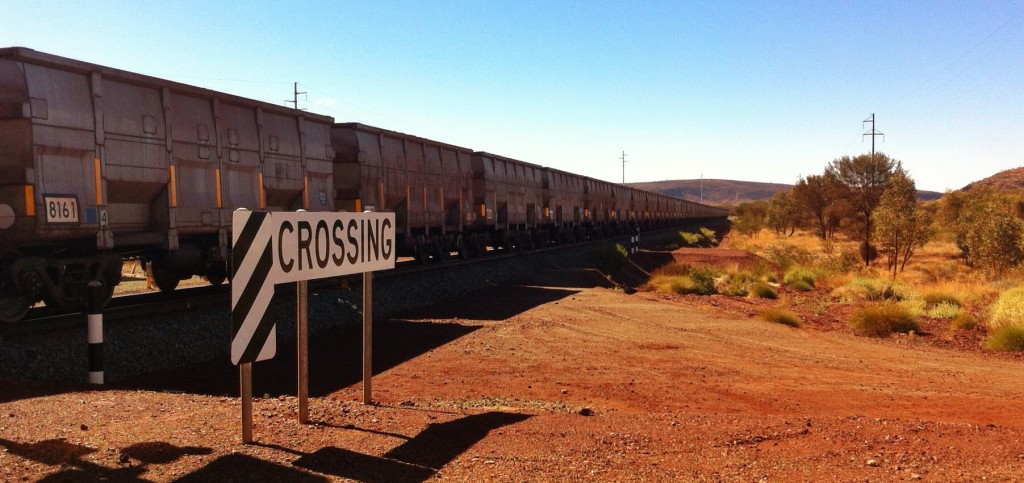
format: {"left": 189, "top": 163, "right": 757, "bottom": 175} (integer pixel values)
{"left": 44, "top": 196, "right": 79, "bottom": 223}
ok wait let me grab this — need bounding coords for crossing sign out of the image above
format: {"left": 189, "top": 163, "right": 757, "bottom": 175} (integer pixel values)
{"left": 230, "top": 209, "right": 396, "bottom": 365}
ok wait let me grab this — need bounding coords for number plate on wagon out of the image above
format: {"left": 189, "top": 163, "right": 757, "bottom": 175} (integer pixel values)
{"left": 44, "top": 196, "right": 80, "bottom": 223}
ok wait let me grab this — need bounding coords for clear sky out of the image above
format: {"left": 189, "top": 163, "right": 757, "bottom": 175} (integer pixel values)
{"left": 3, "top": 1, "right": 1022, "bottom": 192}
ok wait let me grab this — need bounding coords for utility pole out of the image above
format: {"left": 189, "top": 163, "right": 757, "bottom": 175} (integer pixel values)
{"left": 620, "top": 151, "right": 627, "bottom": 184}
{"left": 285, "top": 82, "right": 307, "bottom": 111}
{"left": 862, "top": 113, "right": 884, "bottom": 157}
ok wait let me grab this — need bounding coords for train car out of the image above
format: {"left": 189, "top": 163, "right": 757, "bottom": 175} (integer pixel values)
{"left": 470, "top": 152, "right": 545, "bottom": 253}
{"left": 0, "top": 47, "right": 334, "bottom": 320}
{"left": 331, "top": 123, "right": 475, "bottom": 262}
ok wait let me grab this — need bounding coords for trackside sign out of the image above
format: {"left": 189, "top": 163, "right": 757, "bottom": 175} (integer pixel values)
{"left": 273, "top": 211, "right": 395, "bottom": 283}
{"left": 231, "top": 210, "right": 395, "bottom": 365}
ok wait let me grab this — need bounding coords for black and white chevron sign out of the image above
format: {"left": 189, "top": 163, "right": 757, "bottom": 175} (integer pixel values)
{"left": 231, "top": 210, "right": 277, "bottom": 365}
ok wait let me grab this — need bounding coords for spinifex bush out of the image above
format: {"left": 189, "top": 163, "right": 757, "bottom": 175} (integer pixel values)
{"left": 849, "top": 303, "right": 920, "bottom": 337}
{"left": 761, "top": 308, "right": 801, "bottom": 327}
{"left": 985, "top": 326, "right": 1024, "bottom": 352}
{"left": 750, "top": 282, "right": 778, "bottom": 299}
{"left": 950, "top": 313, "right": 978, "bottom": 330}
{"left": 988, "top": 287, "right": 1024, "bottom": 331}
{"left": 921, "top": 291, "right": 962, "bottom": 308}
{"left": 784, "top": 267, "right": 817, "bottom": 292}
{"left": 927, "top": 301, "right": 960, "bottom": 320}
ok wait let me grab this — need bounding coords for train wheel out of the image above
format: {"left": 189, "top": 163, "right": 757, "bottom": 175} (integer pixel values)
{"left": 151, "top": 260, "right": 180, "bottom": 291}
{"left": 206, "top": 262, "right": 228, "bottom": 286}
{"left": 0, "top": 292, "right": 30, "bottom": 323}
{"left": 414, "top": 244, "right": 430, "bottom": 265}
{"left": 431, "top": 238, "right": 446, "bottom": 263}
{"left": 457, "top": 236, "right": 471, "bottom": 259}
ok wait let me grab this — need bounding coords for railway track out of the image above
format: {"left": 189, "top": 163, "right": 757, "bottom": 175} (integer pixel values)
{"left": 2, "top": 225, "right": 696, "bottom": 340}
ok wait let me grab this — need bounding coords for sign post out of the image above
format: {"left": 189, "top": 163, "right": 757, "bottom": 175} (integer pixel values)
{"left": 362, "top": 271, "right": 373, "bottom": 404}
{"left": 230, "top": 209, "right": 395, "bottom": 443}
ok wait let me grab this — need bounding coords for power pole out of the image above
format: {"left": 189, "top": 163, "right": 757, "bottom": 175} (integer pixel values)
{"left": 620, "top": 151, "right": 627, "bottom": 184}
{"left": 862, "top": 113, "right": 884, "bottom": 157}
{"left": 285, "top": 82, "right": 307, "bottom": 111}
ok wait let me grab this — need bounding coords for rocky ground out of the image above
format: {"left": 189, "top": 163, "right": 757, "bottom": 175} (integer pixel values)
{"left": 3, "top": 246, "right": 1024, "bottom": 481}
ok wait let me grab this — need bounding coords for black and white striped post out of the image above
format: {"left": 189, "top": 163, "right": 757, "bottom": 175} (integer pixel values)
{"left": 630, "top": 228, "right": 640, "bottom": 255}
{"left": 86, "top": 280, "right": 104, "bottom": 384}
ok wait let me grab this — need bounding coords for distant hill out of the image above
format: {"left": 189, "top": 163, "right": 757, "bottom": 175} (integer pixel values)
{"left": 628, "top": 179, "right": 789, "bottom": 206}
{"left": 630, "top": 179, "right": 943, "bottom": 205}
{"left": 962, "top": 166, "right": 1024, "bottom": 192}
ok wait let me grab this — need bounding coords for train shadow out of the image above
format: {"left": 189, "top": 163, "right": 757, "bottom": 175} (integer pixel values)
{"left": 118, "top": 281, "right": 583, "bottom": 398}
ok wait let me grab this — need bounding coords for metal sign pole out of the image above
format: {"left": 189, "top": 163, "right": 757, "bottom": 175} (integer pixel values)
{"left": 362, "top": 271, "right": 373, "bottom": 404}
{"left": 297, "top": 279, "right": 309, "bottom": 423}
{"left": 240, "top": 362, "right": 253, "bottom": 444}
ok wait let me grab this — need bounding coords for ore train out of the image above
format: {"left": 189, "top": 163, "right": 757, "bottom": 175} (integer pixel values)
{"left": 0, "top": 47, "right": 728, "bottom": 322}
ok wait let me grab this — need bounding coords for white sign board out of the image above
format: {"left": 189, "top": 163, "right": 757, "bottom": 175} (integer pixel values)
{"left": 273, "top": 211, "right": 396, "bottom": 284}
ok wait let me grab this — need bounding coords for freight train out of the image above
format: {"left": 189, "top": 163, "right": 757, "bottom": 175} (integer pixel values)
{"left": 0, "top": 47, "right": 728, "bottom": 322}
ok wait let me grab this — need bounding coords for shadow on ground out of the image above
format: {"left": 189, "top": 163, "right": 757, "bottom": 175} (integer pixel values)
{"left": 117, "top": 282, "right": 585, "bottom": 398}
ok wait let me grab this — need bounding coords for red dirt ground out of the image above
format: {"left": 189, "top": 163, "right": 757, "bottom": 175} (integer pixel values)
{"left": 3, "top": 248, "right": 1024, "bottom": 481}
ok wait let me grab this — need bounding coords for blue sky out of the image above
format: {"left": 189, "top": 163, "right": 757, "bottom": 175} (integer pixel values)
{"left": 3, "top": 1, "right": 1022, "bottom": 192}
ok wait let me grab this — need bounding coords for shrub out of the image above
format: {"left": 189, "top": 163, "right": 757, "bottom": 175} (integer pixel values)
{"left": 699, "top": 227, "right": 718, "bottom": 246}
{"left": 901, "top": 298, "right": 927, "bottom": 317}
{"left": 985, "top": 326, "right": 1024, "bottom": 351}
{"left": 763, "top": 243, "right": 812, "bottom": 271}
{"left": 817, "top": 250, "right": 861, "bottom": 275}
{"left": 751, "top": 283, "right": 778, "bottom": 299}
{"left": 761, "top": 308, "right": 801, "bottom": 327}
{"left": 921, "top": 291, "right": 962, "bottom": 308}
{"left": 687, "top": 267, "right": 718, "bottom": 295}
{"left": 988, "top": 287, "right": 1024, "bottom": 331}
{"left": 950, "top": 313, "right": 978, "bottom": 330}
{"left": 788, "top": 279, "right": 814, "bottom": 292}
{"left": 849, "top": 303, "right": 920, "bottom": 337}
{"left": 783, "top": 267, "right": 817, "bottom": 288}
{"left": 830, "top": 285, "right": 873, "bottom": 303}
{"left": 679, "top": 231, "right": 703, "bottom": 247}
{"left": 927, "top": 301, "right": 960, "bottom": 320}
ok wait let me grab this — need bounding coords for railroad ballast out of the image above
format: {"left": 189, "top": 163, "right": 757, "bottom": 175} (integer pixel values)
{"left": 0, "top": 47, "right": 728, "bottom": 322}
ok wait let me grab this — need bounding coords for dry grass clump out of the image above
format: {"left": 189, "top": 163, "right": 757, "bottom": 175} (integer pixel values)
{"left": 985, "top": 326, "right": 1024, "bottom": 351}
{"left": 921, "top": 291, "right": 962, "bottom": 308}
{"left": 927, "top": 301, "right": 961, "bottom": 320}
{"left": 988, "top": 287, "right": 1024, "bottom": 331}
{"left": 750, "top": 283, "right": 778, "bottom": 299}
{"left": 761, "top": 308, "right": 801, "bottom": 327}
{"left": 849, "top": 303, "right": 920, "bottom": 337}
{"left": 647, "top": 264, "right": 718, "bottom": 296}
{"left": 783, "top": 266, "right": 817, "bottom": 291}
{"left": 950, "top": 313, "right": 979, "bottom": 330}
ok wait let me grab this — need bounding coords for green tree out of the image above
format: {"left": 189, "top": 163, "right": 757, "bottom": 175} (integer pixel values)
{"left": 825, "top": 152, "right": 904, "bottom": 265}
{"left": 731, "top": 201, "right": 767, "bottom": 237}
{"left": 952, "top": 189, "right": 1024, "bottom": 276}
{"left": 766, "top": 191, "right": 801, "bottom": 236}
{"left": 874, "top": 171, "right": 932, "bottom": 276}
{"left": 792, "top": 173, "right": 840, "bottom": 239}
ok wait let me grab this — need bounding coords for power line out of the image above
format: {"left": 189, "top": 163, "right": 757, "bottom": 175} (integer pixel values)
{"left": 620, "top": 151, "right": 627, "bottom": 184}
{"left": 862, "top": 113, "right": 884, "bottom": 157}
{"left": 285, "top": 82, "right": 307, "bottom": 111}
